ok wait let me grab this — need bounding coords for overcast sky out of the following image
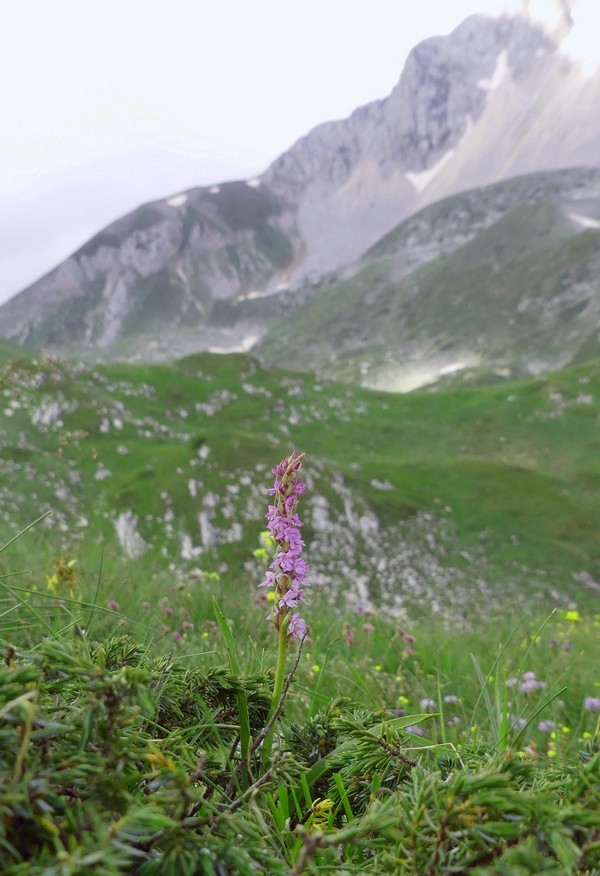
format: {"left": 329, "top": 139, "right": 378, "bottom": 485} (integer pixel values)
{"left": 1, "top": 0, "right": 597, "bottom": 305}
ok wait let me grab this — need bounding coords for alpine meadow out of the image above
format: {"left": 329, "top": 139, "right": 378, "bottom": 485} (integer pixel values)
{"left": 1, "top": 3, "right": 600, "bottom": 874}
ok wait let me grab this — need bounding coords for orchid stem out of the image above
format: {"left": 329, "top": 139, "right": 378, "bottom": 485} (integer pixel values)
{"left": 262, "top": 619, "right": 289, "bottom": 765}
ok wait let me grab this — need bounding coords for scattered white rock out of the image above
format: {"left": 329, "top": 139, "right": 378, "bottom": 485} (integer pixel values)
{"left": 371, "top": 479, "right": 394, "bottom": 491}
{"left": 115, "top": 511, "right": 149, "bottom": 559}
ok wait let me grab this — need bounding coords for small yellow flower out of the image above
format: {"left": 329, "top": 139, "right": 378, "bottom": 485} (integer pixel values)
{"left": 308, "top": 797, "right": 334, "bottom": 831}
{"left": 565, "top": 610, "right": 580, "bottom": 622}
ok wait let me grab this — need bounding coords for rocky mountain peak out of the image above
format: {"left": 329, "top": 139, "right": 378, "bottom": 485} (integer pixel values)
{"left": 1, "top": 6, "right": 599, "bottom": 360}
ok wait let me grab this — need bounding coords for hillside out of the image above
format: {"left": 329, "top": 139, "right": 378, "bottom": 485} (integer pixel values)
{"left": 2, "top": 350, "right": 599, "bottom": 624}
{"left": 256, "top": 168, "right": 600, "bottom": 389}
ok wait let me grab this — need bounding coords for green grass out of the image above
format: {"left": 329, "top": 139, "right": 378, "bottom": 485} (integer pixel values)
{"left": 1, "top": 348, "right": 599, "bottom": 872}
{"left": 2, "top": 352, "right": 600, "bottom": 621}
{"left": 0, "top": 522, "right": 598, "bottom": 873}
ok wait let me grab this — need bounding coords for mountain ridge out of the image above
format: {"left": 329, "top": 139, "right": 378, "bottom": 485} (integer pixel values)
{"left": 2, "top": 8, "right": 600, "bottom": 370}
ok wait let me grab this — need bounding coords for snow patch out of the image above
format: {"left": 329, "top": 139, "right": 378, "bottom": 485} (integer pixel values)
{"left": 568, "top": 212, "right": 600, "bottom": 230}
{"left": 477, "top": 50, "right": 508, "bottom": 93}
{"left": 167, "top": 193, "right": 187, "bottom": 207}
{"left": 405, "top": 149, "right": 456, "bottom": 194}
{"left": 366, "top": 354, "right": 479, "bottom": 393}
{"left": 208, "top": 333, "right": 260, "bottom": 354}
{"left": 439, "top": 361, "right": 466, "bottom": 376}
{"left": 209, "top": 185, "right": 220, "bottom": 194}
{"left": 246, "top": 178, "right": 261, "bottom": 188}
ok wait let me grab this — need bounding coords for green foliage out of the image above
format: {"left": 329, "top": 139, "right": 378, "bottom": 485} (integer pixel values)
{"left": 1, "top": 349, "right": 600, "bottom": 872}
{"left": 0, "top": 625, "right": 597, "bottom": 874}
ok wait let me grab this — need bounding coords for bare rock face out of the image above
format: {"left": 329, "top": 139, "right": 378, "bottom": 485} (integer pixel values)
{"left": 2, "top": 7, "right": 600, "bottom": 358}
{"left": 263, "top": 15, "right": 560, "bottom": 279}
{"left": 0, "top": 184, "right": 300, "bottom": 354}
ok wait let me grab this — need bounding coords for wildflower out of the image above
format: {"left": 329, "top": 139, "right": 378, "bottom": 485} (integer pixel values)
{"left": 259, "top": 450, "right": 309, "bottom": 639}
{"left": 46, "top": 555, "right": 78, "bottom": 598}
{"left": 362, "top": 622, "right": 375, "bottom": 634}
{"left": 538, "top": 720, "right": 555, "bottom": 733}
{"left": 520, "top": 677, "right": 546, "bottom": 694}
{"left": 403, "top": 633, "right": 416, "bottom": 644}
{"left": 420, "top": 698, "right": 436, "bottom": 712}
{"left": 261, "top": 451, "right": 310, "bottom": 765}
{"left": 584, "top": 697, "right": 600, "bottom": 712}
{"left": 106, "top": 599, "right": 120, "bottom": 611}
{"left": 308, "top": 797, "right": 334, "bottom": 831}
{"left": 405, "top": 725, "right": 425, "bottom": 737}
{"left": 444, "top": 694, "right": 460, "bottom": 704}
{"left": 343, "top": 622, "right": 354, "bottom": 645}
{"left": 564, "top": 610, "right": 580, "bottom": 622}
{"left": 447, "top": 716, "right": 461, "bottom": 727}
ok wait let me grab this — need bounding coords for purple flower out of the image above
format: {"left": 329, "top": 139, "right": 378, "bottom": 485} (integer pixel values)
{"left": 405, "top": 725, "right": 425, "bottom": 737}
{"left": 584, "top": 697, "right": 600, "bottom": 712}
{"left": 279, "top": 585, "right": 306, "bottom": 609}
{"left": 444, "top": 695, "right": 459, "bottom": 704}
{"left": 420, "top": 698, "right": 436, "bottom": 712}
{"left": 288, "top": 612, "right": 308, "bottom": 639}
{"left": 538, "top": 720, "right": 555, "bottom": 733}
{"left": 260, "top": 451, "right": 309, "bottom": 639}
{"left": 520, "top": 678, "right": 546, "bottom": 694}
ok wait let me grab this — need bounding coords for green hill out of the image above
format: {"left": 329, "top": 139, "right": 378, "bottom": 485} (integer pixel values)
{"left": 2, "top": 350, "right": 599, "bottom": 623}
{"left": 256, "top": 171, "right": 600, "bottom": 390}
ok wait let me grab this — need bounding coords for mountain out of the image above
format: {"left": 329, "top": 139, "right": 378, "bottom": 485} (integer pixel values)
{"left": 255, "top": 167, "right": 600, "bottom": 389}
{"left": 2, "top": 5, "right": 600, "bottom": 361}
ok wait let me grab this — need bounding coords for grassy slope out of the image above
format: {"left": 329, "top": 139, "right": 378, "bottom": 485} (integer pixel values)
{"left": 256, "top": 201, "right": 600, "bottom": 384}
{"left": 1, "top": 351, "right": 600, "bottom": 622}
